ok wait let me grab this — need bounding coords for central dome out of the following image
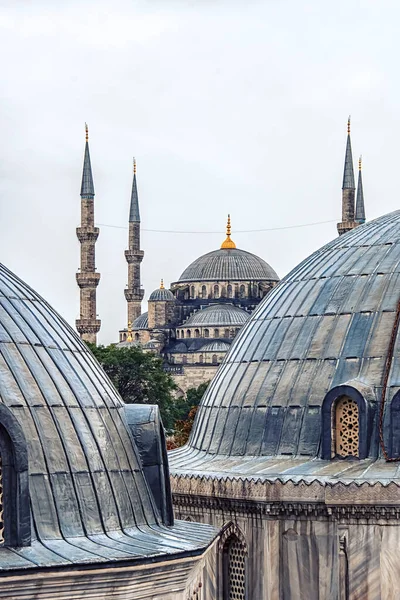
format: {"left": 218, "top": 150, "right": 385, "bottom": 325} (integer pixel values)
{"left": 177, "top": 248, "right": 279, "bottom": 283}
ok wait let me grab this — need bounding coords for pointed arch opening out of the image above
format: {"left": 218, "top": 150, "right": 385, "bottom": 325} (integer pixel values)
{"left": 219, "top": 522, "right": 248, "bottom": 600}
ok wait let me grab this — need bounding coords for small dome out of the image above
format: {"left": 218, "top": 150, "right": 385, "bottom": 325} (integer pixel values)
{"left": 182, "top": 304, "right": 249, "bottom": 327}
{"left": 132, "top": 312, "right": 148, "bottom": 329}
{"left": 176, "top": 248, "right": 279, "bottom": 283}
{"left": 149, "top": 288, "right": 176, "bottom": 302}
{"left": 200, "top": 340, "right": 231, "bottom": 352}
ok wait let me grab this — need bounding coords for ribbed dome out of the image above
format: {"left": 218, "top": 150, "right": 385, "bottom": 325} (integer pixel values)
{"left": 0, "top": 263, "right": 215, "bottom": 569}
{"left": 200, "top": 340, "right": 231, "bottom": 352}
{"left": 184, "top": 211, "right": 400, "bottom": 459}
{"left": 149, "top": 288, "right": 176, "bottom": 302}
{"left": 132, "top": 312, "right": 148, "bottom": 329}
{"left": 182, "top": 304, "right": 249, "bottom": 327}
{"left": 177, "top": 248, "right": 279, "bottom": 283}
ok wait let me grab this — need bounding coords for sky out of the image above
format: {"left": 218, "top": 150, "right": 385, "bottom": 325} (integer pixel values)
{"left": 0, "top": 0, "right": 398, "bottom": 344}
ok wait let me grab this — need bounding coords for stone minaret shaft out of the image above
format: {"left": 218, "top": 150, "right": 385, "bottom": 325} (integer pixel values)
{"left": 76, "top": 125, "right": 101, "bottom": 344}
{"left": 124, "top": 159, "right": 144, "bottom": 324}
{"left": 337, "top": 118, "right": 357, "bottom": 236}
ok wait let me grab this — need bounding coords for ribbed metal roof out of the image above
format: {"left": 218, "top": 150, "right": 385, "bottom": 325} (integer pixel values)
{"left": 132, "top": 312, "right": 148, "bottom": 329}
{"left": 176, "top": 248, "right": 279, "bottom": 283}
{"left": 174, "top": 210, "right": 400, "bottom": 462}
{"left": 200, "top": 340, "right": 231, "bottom": 352}
{"left": 182, "top": 304, "right": 249, "bottom": 327}
{"left": 149, "top": 288, "right": 176, "bottom": 302}
{"left": 0, "top": 264, "right": 216, "bottom": 570}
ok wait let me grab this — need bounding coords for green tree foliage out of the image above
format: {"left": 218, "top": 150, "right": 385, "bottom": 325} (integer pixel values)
{"left": 87, "top": 343, "right": 178, "bottom": 430}
{"left": 170, "top": 382, "right": 210, "bottom": 448}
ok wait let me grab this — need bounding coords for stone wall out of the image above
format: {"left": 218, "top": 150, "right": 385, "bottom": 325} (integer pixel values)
{"left": 172, "top": 365, "right": 217, "bottom": 393}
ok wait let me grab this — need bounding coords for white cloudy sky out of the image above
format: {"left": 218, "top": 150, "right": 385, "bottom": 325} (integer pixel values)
{"left": 0, "top": 0, "right": 398, "bottom": 343}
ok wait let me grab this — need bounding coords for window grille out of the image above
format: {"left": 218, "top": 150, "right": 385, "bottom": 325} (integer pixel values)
{"left": 336, "top": 397, "right": 359, "bottom": 457}
{"left": 225, "top": 537, "right": 246, "bottom": 599}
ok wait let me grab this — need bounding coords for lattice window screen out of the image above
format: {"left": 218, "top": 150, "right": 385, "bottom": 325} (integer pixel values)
{"left": 0, "top": 456, "right": 4, "bottom": 544}
{"left": 227, "top": 538, "right": 246, "bottom": 600}
{"left": 336, "top": 397, "right": 359, "bottom": 457}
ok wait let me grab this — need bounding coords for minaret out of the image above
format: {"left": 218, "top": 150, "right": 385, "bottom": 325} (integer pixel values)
{"left": 76, "top": 124, "right": 101, "bottom": 344}
{"left": 124, "top": 158, "right": 144, "bottom": 325}
{"left": 337, "top": 117, "right": 357, "bottom": 236}
{"left": 355, "top": 155, "right": 366, "bottom": 224}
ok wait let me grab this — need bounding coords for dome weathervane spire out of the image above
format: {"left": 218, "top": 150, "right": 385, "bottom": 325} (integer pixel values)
{"left": 221, "top": 214, "right": 236, "bottom": 249}
{"left": 160, "top": 278, "right": 165, "bottom": 289}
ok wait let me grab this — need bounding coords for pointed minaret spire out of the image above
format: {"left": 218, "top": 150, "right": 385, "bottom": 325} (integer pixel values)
{"left": 129, "top": 157, "right": 140, "bottom": 222}
{"left": 337, "top": 117, "right": 357, "bottom": 236}
{"left": 355, "top": 155, "right": 366, "bottom": 224}
{"left": 80, "top": 123, "right": 95, "bottom": 198}
{"left": 76, "top": 124, "right": 101, "bottom": 344}
{"left": 122, "top": 158, "right": 145, "bottom": 331}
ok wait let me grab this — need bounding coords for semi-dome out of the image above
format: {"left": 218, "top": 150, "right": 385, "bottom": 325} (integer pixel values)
{"left": 200, "top": 340, "right": 231, "bottom": 352}
{"left": 132, "top": 311, "right": 148, "bottom": 329}
{"left": 182, "top": 304, "right": 249, "bottom": 327}
{"left": 177, "top": 248, "right": 279, "bottom": 283}
{"left": 176, "top": 211, "right": 400, "bottom": 462}
{"left": 0, "top": 263, "right": 215, "bottom": 569}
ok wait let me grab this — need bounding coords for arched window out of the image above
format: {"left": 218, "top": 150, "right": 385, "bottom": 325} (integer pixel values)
{"left": 221, "top": 286, "right": 226, "bottom": 298}
{"left": 220, "top": 525, "right": 248, "bottom": 600}
{"left": 224, "top": 329, "right": 229, "bottom": 338}
{"left": 181, "top": 330, "right": 184, "bottom": 338}
{"left": 134, "top": 333, "right": 139, "bottom": 341}
{"left": 240, "top": 285, "right": 246, "bottom": 299}
{"left": 186, "top": 330, "right": 191, "bottom": 338}
{"left": 123, "top": 333, "right": 127, "bottom": 341}
{"left": 204, "top": 328, "right": 209, "bottom": 338}
{"left": 202, "top": 285, "right": 207, "bottom": 299}
{"left": 212, "top": 354, "right": 218, "bottom": 364}
{"left": 214, "top": 328, "right": 219, "bottom": 337}
{"left": 190, "top": 286, "right": 195, "bottom": 299}
{"left": 182, "top": 356, "right": 187, "bottom": 364}
{"left": 0, "top": 406, "right": 30, "bottom": 547}
{"left": 195, "top": 329, "right": 200, "bottom": 338}
{"left": 214, "top": 285, "right": 220, "bottom": 299}
{"left": 335, "top": 397, "right": 359, "bottom": 457}
{"left": 227, "top": 284, "right": 233, "bottom": 298}
{"left": 199, "top": 354, "right": 203, "bottom": 363}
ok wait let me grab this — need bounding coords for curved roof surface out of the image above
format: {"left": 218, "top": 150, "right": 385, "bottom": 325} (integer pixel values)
{"left": 176, "top": 248, "right": 279, "bottom": 283}
{"left": 132, "top": 312, "right": 148, "bottom": 329}
{"left": 181, "top": 304, "right": 249, "bottom": 327}
{"left": 200, "top": 340, "right": 231, "bottom": 352}
{"left": 0, "top": 264, "right": 216, "bottom": 570}
{"left": 149, "top": 288, "right": 175, "bottom": 302}
{"left": 171, "top": 211, "right": 400, "bottom": 465}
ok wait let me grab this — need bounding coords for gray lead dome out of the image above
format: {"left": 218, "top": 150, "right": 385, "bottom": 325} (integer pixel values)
{"left": 178, "top": 248, "right": 279, "bottom": 282}
{"left": 186, "top": 211, "right": 400, "bottom": 459}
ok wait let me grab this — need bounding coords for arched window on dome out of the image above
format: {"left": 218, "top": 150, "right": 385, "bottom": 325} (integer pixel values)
{"left": 195, "top": 329, "right": 200, "bottom": 338}
{"left": 321, "top": 385, "right": 371, "bottom": 460}
{"left": 204, "top": 328, "right": 210, "bottom": 338}
{"left": 186, "top": 330, "right": 191, "bottom": 338}
{"left": 212, "top": 354, "right": 218, "bottom": 364}
{"left": 224, "top": 328, "right": 229, "bottom": 338}
{"left": 190, "top": 286, "right": 195, "bottom": 299}
{"left": 239, "top": 285, "right": 246, "bottom": 299}
{"left": 199, "top": 354, "right": 203, "bottom": 363}
{"left": 220, "top": 523, "right": 248, "bottom": 600}
{"left": 123, "top": 332, "right": 127, "bottom": 341}
{"left": 181, "top": 330, "right": 184, "bottom": 339}
{"left": 227, "top": 284, "right": 233, "bottom": 298}
{"left": 135, "top": 333, "right": 139, "bottom": 341}
{"left": 214, "top": 285, "right": 220, "bottom": 299}
{"left": 202, "top": 285, "right": 207, "bottom": 299}
{"left": 214, "top": 328, "right": 219, "bottom": 337}
{"left": 0, "top": 405, "right": 30, "bottom": 547}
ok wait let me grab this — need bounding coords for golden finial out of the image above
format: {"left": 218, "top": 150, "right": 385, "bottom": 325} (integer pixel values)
{"left": 127, "top": 321, "right": 133, "bottom": 343}
{"left": 160, "top": 278, "right": 165, "bottom": 289}
{"left": 359, "top": 155, "right": 362, "bottom": 171}
{"left": 221, "top": 214, "right": 236, "bottom": 249}
{"left": 133, "top": 157, "right": 137, "bottom": 175}
{"left": 347, "top": 116, "right": 351, "bottom": 135}
{"left": 85, "top": 123, "right": 89, "bottom": 142}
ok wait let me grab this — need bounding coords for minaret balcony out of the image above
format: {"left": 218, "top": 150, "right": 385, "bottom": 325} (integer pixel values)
{"left": 125, "top": 288, "right": 145, "bottom": 302}
{"left": 125, "top": 249, "right": 144, "bottom": 263}
{"left": 76, "top": 227, "right": 99, "bottom": 243}
{"left": 76, "top": 272, "right": 101, "bottom": 288}
{"left": 76, "top": 319, "right": 101, "bottom": 334}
